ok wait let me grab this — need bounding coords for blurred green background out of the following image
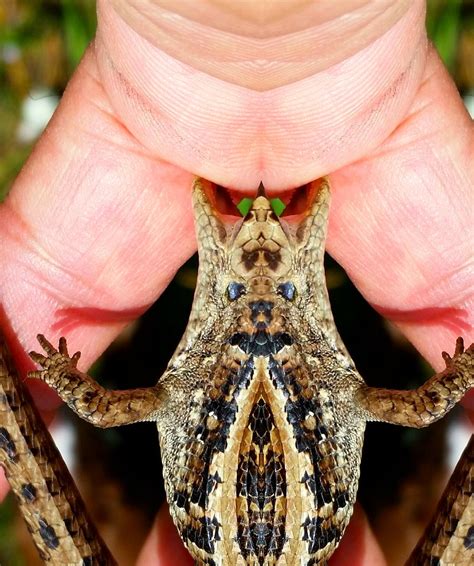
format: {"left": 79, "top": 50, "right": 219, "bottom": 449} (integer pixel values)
{"left": 0, "top": 1, "right": 473, "bottom": 565}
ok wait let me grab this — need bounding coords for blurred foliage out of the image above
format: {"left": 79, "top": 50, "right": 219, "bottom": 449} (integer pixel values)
{"left": 0, "top": 0, "right": 95, "bottom": 199}
{"left": 0, "top": 1, "right": 472, "bottom": 565}
{"left": 427, "top": 0, "right": 463, "bottom": 72}
{"left": 0, "top": 495, "right": 22, "bottom": 566}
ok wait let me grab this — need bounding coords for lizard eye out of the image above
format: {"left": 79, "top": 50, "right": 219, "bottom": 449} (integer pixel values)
{"left": 277, "top": 282, "right": 296, "bottom": 301}
{"left": 227, "top": 282, "right": 246, "bottom": 301}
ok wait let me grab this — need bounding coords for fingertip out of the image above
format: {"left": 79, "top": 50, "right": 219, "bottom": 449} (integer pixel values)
{"left": 330, "top": 505, "right": 387, "bottom": 566}
{"left": 136, "top": 504, "right": 193, "bottom": 566}
{"left": 136, "top": 503, "right": 387, "bottom": 566}
{"left": 0, "top": 468, "right": 10, "bottom": 503}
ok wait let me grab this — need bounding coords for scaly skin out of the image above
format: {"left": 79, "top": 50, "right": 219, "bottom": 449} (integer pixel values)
{"left": 407, "top": 434, "right": 473, "bottom": 565}
{"left": 0, "top": 329, "right": 116, "bottom": 565}
{"left": 25, "top": 178, "right": 473, "bottom": 565}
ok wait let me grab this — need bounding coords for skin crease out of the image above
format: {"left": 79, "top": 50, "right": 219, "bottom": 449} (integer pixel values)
{"left": 0, "top": 0, "right": 472, "bottom": 564}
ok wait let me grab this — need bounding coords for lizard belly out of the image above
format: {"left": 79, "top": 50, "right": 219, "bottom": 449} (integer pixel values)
{"left": 166, "top": 353, "right": 359, "bottom": 566}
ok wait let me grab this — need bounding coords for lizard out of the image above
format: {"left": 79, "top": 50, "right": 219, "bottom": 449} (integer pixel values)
{"left": 1, "top": 177, "right": 473, "bottom": 564}
{"left": 0, "top": 328, "right": 116, "bottom": 565}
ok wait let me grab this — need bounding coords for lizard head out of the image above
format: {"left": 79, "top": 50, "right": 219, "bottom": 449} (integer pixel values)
{"left": 192, "top": 177, "right": 331, "bottom": 305}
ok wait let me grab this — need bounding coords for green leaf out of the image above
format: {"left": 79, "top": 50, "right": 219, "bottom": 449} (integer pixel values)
{"left": 237, "top": 197, "right": 253, "bottom": 216}
{"left": 270, "top": 198, "right": 285, "bottom": 216}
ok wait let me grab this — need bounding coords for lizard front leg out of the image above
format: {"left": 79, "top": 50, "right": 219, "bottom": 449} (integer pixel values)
{"left": 1, "top": 330, "right": 117, "bottom": 564}
{"left": 29, "top": 335, "right": 162, "bottom": 428}
{"left": 356, "top": 337, "right": 473, "bottom": 427}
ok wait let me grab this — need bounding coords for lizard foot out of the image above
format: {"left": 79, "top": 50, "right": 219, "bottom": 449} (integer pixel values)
{"left": 28, "top": 334, "right": 162, "bottom": 427}
{"left": 29, "top": 335, "right": 81, "bottom": 387}
{"left": 441, "top": 337, "right": 474, "bottom": 376}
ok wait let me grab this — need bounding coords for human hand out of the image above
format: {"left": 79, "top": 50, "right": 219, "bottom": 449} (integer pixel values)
{"left": 1, "top": 0, "right": 471, "bottom": 564}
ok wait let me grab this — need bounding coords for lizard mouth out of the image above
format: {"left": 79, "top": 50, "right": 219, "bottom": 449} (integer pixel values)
{"left": 210, "top": 182, "right": 321, "bottom": 221}
{"left": 281, "top": 183, "right": 318, "bottom": 217}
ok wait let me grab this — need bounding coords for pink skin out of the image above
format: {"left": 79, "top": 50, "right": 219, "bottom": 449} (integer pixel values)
{"left": 0, "top": 0, "right": 472, "bottom": 563}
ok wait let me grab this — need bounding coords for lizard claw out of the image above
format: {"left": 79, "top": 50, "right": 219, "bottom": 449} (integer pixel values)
{"left": 441, "top": 337, "right": 473, "bottom": 372}
{"left": 454, "top": 336, "right": 465, "bottom": 357}
{"left": 35, "top": 334, "right": 57, "bottom": 356}
{"left": 28, "top": 335, "right": 81, "bottom": 383}
{"left": 29, "top": 351, "right": 48, "bottom": 366}
{"left": 58, "top": 336, "right": 69, "bottom": 357}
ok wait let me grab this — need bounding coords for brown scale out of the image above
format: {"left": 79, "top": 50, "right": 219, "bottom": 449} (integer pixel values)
{"left": 236, "top": 392, "right": 287, "bottom": 562}
{"left": 22, "top": 177, "right": 474, "bottom": 565}
{"left": 0, "top": 330, "right": 116, "bottom": 565}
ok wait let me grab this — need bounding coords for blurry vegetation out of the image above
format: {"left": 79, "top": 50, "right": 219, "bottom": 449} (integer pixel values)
{"left": 0, "top": 0, "right": 95, "bottom": 199}
{"left": 0, "top": 494, "right": 22, "bottom": 566}
{"left": 427, "top": 0, "right": 463, "bottom": 71}
{"left": 0, "top": 1, "right": 473, "bottom": 565}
